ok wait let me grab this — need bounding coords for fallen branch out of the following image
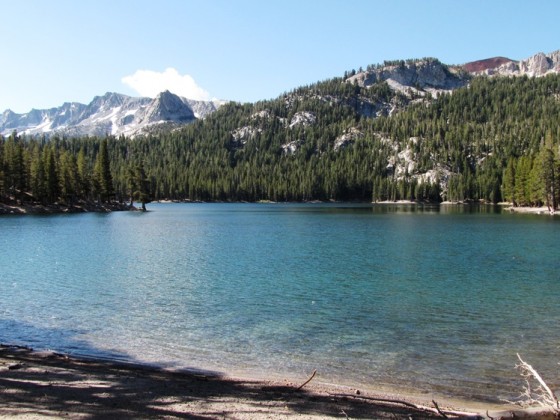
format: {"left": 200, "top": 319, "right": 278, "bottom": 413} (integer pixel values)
{"left": 514, "top": 353, "right": 559, "bottom": 411}
{"left": 329, "top": 393, "right": 420, "bottom": 409}
{"left": 327, "top": 393, "right": 481, "bottom": 418}
{"left": 296, "top": 369, "right": 317, "bottom": 390}
{"left": 432, "top": 399, "right": 448, "bottom": 418}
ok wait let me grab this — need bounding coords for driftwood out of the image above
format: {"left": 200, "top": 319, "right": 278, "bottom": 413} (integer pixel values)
{"left": 296, "top": 369, "right": 317, "bottom": 390}
{"left": 513, "top": 353, "right": 559, "bottom": 411}
{"left": 290, "top": 355, "right": 560, "bottom": 419}
{"left": 327, "top": 393, "right": 482, "bottom": 418}
{"left": 432, "top": 399, "right": 449, "bottom": 418}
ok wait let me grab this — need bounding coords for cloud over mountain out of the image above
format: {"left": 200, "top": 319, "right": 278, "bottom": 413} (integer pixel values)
{"left": 122, "top": 68, "right": 211, "bottom": 101}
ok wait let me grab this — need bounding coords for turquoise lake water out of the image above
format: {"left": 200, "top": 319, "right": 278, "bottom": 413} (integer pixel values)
{"left": 1, "top": 203, "right": 559, "bottom": 402}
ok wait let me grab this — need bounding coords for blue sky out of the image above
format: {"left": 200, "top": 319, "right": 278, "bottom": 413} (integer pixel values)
{"left": 1, "top": 0, "right": 559, "bottom": 113}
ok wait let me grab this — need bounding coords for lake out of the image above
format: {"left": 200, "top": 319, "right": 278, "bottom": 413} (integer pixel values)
{"left": 1, "top": 202, "right": 559, "bottom": 403}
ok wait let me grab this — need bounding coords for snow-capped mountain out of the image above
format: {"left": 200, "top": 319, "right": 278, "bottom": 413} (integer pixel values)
{"left": 0, "top": 91, "right": 224, "bottom": 138}
{"left": 4, "top": 50, "right": 559, "bottom": 140}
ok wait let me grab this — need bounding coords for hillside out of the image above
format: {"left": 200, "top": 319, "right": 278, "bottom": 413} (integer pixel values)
{"left": 1, "top": 50, "right": 560, "bottom": 210}
{"left": 127, "top": 69, "right": 559, "bottom": 205}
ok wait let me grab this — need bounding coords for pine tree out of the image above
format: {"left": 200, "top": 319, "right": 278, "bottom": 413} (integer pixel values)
{"left": 513, "top": 156, "right": 532, "bottom": 207}
{"left": 3, "top": 134, "right": 26, "bottom": 204}
{"left": 502, "top": 158, "right": 516, "bottom": 205}
{"left": 127, "top": 166, "right": 138, "bottom": 207}
{"left": 93, "top": 139, "right": 114, "bottom": 203}
{"left": 539, "top": 146, "right": 558, "bottom": 212}
{"left": 29, "top": 143, "right": 46, "bottom": 203}
{"left": 59, "top": 150, "right": 78, "bottom": 204}
{"left": 44, "top": 146, "right": 59, "bottom": 203}
{"left": 76, "top": 146, "right": 90, "bottom": 199}
{"left": 131, "top": 162, "right": 152, "bottom": 211}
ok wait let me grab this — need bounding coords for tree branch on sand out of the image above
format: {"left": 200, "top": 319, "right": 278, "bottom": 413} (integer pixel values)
{"left": 510, "top": 353, "right": 559, "bottom": 412}
{"left": 327, "top": 393, "right": 481, "bottom": 418}
{"left": 296, "top": 369, "right": 317, "bottom": 390}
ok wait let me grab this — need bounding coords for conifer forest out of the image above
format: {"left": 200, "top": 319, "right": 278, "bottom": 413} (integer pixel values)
{"left": 1, "top": 71, "right": 560, "bottom": 210}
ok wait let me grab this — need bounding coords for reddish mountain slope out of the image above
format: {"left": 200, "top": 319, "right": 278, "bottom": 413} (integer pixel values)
{"left": 463, "top": 57, "right": 515, "bottom": 73}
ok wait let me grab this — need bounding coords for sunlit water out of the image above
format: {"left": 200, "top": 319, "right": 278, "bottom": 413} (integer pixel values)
{"left": 1, "top": 203, "right": 559, "bottom": 403}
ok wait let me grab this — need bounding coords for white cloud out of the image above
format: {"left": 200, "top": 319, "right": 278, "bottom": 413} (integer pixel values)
{"left": 121, "top": 68, "right": 211, "bottom": 101}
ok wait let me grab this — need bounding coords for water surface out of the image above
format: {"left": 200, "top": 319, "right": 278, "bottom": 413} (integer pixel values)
{"left": 1, "top": 203, "right": 559, "bottom": 402}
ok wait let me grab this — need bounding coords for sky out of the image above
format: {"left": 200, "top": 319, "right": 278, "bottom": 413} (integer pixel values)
{"left": 1, "top": 0, "right": 559, "bottom": 113}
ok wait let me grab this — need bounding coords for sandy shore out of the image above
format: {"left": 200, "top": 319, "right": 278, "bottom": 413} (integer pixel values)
{"left": 1, "top": 345, "right": 556, "bottom": 419}
{"left": 503, "top": 205, "right": 557, "bottom": 215}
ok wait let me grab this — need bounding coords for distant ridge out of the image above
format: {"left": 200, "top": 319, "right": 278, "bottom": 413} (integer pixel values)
{"left": 0, "top": 91, "right": 225, "bottom": 138}
{"left": 2, "top": 49, "right": 559, "bottom": 139}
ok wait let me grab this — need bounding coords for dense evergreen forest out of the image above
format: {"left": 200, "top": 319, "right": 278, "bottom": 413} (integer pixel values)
{"left": 1, "top": 72, "right": 560, "bottom": 211}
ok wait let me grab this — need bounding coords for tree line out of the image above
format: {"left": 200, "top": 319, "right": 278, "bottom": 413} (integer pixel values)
{"left": 0, "top": 135, "right": 150, "bottom": 210}
{"left": 1, "top": 73, "right": 559, "bottom": 211}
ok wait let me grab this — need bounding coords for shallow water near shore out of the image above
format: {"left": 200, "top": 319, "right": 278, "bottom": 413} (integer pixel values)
{"left": 1, "top": 202, "right": 559, "bottom": 403}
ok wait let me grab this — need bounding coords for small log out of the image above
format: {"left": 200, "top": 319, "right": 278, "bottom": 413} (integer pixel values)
{"left": 297, "top": 369, "right": 317, "bottom": 390}
{"left": 328, "top": 393, "right": 482, "bottom": 418}
{"left": 433, "top": 399, "right": 448, "bottom": 418}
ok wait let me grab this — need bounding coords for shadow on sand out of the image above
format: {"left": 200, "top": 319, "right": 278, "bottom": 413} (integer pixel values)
{"left": 0, "top": 320, "right": 485, "bottom": 418}
{"left": 0, "top": 346, "right": 449, "bottom": 419}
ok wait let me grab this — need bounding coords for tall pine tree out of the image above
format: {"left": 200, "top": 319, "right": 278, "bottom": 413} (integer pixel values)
{"left": 93, "top": 139, "right": 114, "bottom": 203}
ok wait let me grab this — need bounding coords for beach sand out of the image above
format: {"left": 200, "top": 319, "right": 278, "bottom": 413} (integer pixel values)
{"left": 503, "top": 206, "right": 557, "bottom": 215}
{"left": 2, "top": 345, "right": 556, "bottom": 419}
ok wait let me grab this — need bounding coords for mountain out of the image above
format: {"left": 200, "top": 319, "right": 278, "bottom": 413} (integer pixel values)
{"left": 0, "top": 91, "right": 224, "bottom": 138}
{"left": 153, "top": 49, "right": 558, "bottom": 203}
{"left": 224, "top": 50, "right": 560, "bottom": 157}
{"left": 2, "top": 49, "right": 560, "bottom": 208}
{"left": 3, "top": 50, "right": 558, "bottom": 140}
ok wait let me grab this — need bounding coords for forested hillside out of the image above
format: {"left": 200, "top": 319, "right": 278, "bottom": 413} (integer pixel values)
{"left": 1, "top": 65, "right": 560, "bottom": 211}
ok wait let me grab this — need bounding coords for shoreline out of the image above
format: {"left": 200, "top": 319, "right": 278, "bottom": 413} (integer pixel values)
{"left": 374, "top": 200, "right": 559, "bottom": 215}
{"left": 3, "top": 199, "right": 558, "bottom": 217}
{"left": 502, "top": 205, "right": 557, "bottom": 215}
{"left": 0, "top": 200, "right": 137, "bottom": 215}
{"left": 0, "top": 345, "right": 554, "bottom": 419}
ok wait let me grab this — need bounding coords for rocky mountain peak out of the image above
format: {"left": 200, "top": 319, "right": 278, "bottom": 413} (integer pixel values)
{"left": 520, "top": 51, "right": 560, "bottom": 75}
{"left": 346, "top": 58, "right": 469, "bottom": 98}
{"left": 465, "top": 50, "right": 560, "bottom": 77}
{"left": 90, "top": 92, "right": 127, "bottom": 109}
{"left": 144, "top": 90, "right": 196, "bottom": 123}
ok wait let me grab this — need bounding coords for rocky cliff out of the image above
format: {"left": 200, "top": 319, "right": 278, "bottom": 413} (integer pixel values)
{"left": 346, "top": 58, "right": 469, "bottom": 97}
